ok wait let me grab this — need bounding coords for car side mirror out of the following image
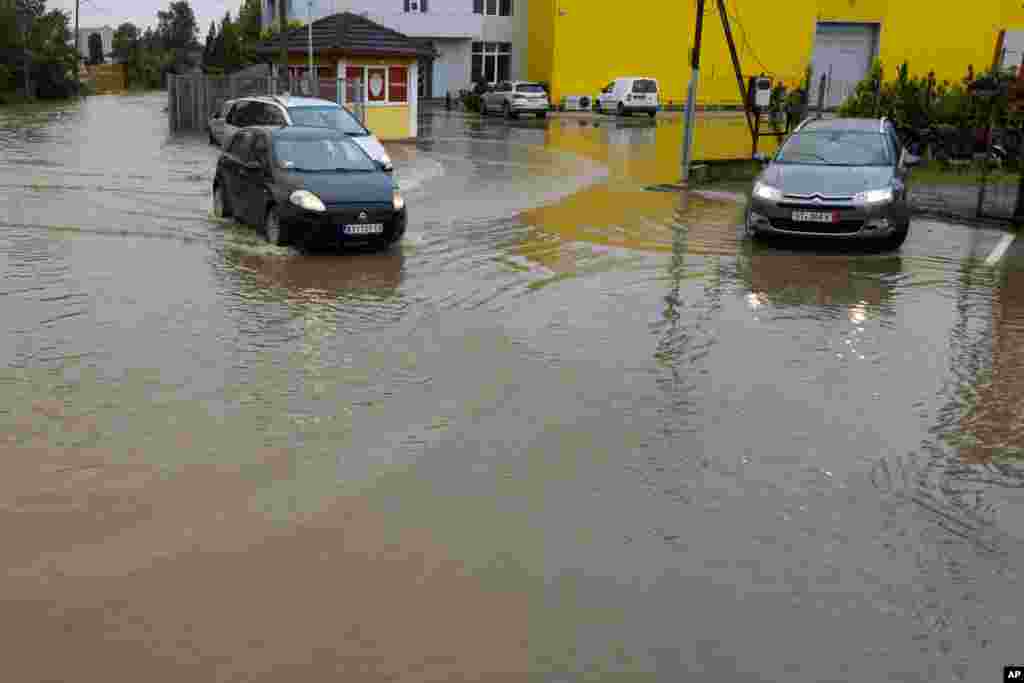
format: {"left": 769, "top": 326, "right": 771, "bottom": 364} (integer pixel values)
{"left": 244, "top": 160, "right": 262, "bottom": 171}
{"left": 903, "top": 152, "right": 921, "bottom": 168}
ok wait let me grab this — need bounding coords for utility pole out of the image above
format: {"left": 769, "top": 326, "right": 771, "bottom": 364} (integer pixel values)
{"left": 278, "top": 0, "right": 288, "bottom": 89}
{"left": 307, "top": 0, "right": 313, "bottom": 93}
{"left": 75, "top": 0, "right": 80, "bottom": 92}
{"left": 680, "top": 0, "right": 705, "bottom": 186}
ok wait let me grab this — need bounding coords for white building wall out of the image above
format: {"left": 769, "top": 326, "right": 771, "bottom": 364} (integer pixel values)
{"left": 260, "top": 0, "right": 529, "bottom": 93}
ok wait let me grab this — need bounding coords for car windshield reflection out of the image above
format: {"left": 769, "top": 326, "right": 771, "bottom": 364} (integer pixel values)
{"left": 275, "top": 137, "right": 377, "bottom": 172}
{"left": 775, "top": 131, "right": 892, "bottom": 166}
{"left": 287, "top": 107, "right": 367, "bottom": 136}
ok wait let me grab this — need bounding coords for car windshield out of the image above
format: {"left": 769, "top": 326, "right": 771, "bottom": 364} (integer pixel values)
{"left": 287, "top": 106, "right": 367, "bottom": 136}
{"left": 632, "top": 79, "right": 657, "bottom": 93}
{"left": 515, "top": 84, "right": 545, "bottom": 94}
{"left": 273, "top": 136, "right": 377, "bottom": 172}
{"left": 775, "top": 130, "right": 892, "bottom": 166}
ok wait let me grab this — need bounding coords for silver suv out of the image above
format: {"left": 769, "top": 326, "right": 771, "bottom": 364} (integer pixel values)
{"left": 746, "top": 117, "right": 920, "bottom": 248}
{"left": 209, "top": 95, "right": 392, "bottom": 171}
{"left": 481, "top": 81, "right": 550, "bottom": 119}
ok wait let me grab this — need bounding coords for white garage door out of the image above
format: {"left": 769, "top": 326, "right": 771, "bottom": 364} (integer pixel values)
{"left": 810, "top": 23, "right": 879, "bottom": 109}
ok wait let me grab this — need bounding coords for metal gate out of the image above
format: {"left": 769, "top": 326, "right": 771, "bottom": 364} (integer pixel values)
{"left": 168, "top": 74, "right": 365, "bottom": 131}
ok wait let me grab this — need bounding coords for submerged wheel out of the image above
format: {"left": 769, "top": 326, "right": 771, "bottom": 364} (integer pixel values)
{"left": 212, "top": 183, "right": 231, "bottom": 219}
{"left": 885, "top": 224, "right": 909, "bottom": 250}
{"left": 264, "top": 205, "right": 289, "bottom": 246}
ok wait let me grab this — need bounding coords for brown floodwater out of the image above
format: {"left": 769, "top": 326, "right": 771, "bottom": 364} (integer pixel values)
{"left": 1, "top": 94, "right": 1023, "bottom": 682}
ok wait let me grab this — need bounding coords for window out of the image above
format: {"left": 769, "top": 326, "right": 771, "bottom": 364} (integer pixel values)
{"left": 288, "top": 106, "right": 367, "bottom": 134}
{"left": 632, "top": 79, "right": 657, "bottom": 94}
{"left": 228, "top": 130, "right": 254, "bottom": 161}
{"left": 471, "top": 42, "right": 511, "bottom": 85}
{"left": 404, "top": 0, "right": 428, "bottom": 12}
{"left": 251, "top": 134, "right": 270, "bottom": 167}
{"left": 230, "top": 101, "right": 260, "bottom": 127}
{"left": 345, "top": 65, "right": 409, "bottom": 104}
{"left": 474, "top": 0, "right": 511, "bottom": 15}
{"left": 388, "top": 66, "right": 408, "bottom": 102}
{"left": 273, "top": 136, "right": 376, "bottom": 172}
{"left": 775, "top": 131, "right": 893, "bottom": 166}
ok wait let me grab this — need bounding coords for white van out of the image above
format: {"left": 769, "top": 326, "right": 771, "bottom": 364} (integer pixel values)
{"left": 595, "top": 77, "right": 660, "bottom": 117}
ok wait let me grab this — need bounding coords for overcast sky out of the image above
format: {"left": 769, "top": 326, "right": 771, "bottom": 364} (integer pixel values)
{"left": 48, "top": 0, "right": 255, "bottom": 38}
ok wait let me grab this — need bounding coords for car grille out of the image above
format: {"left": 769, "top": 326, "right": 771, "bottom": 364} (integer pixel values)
{"left": 769, "top": 217, "right": 863, "bottom": 234}
{"left": 324, "top": 203, "right": 393, "bottom": 224}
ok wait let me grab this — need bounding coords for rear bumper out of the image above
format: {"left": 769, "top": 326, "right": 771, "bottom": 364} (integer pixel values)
{"left": 279, "top": 204, "right": 407, "bottom": 246}
{"left": 747, "top": 196, "right": 908, "bottom": 239}
{"left": 510, "top": 103, "right": 550, "bottom": 113}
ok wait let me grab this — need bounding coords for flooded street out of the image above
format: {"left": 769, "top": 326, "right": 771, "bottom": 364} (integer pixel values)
{"left": 3, "top": 93, "right": 1024, "bottom": 682}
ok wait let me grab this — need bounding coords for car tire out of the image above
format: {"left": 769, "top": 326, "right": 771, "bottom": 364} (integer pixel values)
{"left": 594, "top": 100, "right": 602, "bottom": 114}
{"left": 538, "top": 111, "right": 547, "bottom": 119}
{"left": 481, "top": 100, "right": 489, "bottom": 116}
{"left": 648, "top": 110, "right": 656, "bottom": 119}
{"left": 212, "top": 182, "right": 232, "bottom": 219}
{"left": 209, "top": 130, "right": 216, "bottom": 145}
{"left": 263, "top": 205, "right": 289, "bottom": 247}
{"left": 885, "top": 224, "right": 909, "bottom": 250}
{"left": 505, "top": 102, "right": 516, "bottom": 120}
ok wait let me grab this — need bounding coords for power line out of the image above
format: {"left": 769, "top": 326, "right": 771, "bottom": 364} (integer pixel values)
{"left": 723, "top": 0, "right": 771, "bottom": 76}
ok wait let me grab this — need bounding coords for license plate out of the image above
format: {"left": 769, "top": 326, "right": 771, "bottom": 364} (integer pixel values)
{"left": 791, "top": 210, "right": 837, "bottom": 223}
{"left": 343, "top": 223, "right": 384, "bottom": 235}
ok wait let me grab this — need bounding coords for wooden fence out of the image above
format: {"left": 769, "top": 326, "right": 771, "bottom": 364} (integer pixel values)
{"left": 167, "top": 73, "right": 365, "bottom": 132}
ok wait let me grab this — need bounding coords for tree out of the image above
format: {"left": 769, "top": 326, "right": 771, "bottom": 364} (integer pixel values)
{"left": 112, "top": 22, "right": 138, "bottom": 62}
{"left": 237, "top": 0, "right": 262, "bottom": 46}
{"left": 87, "top": 32, "right": 104, "bottom": 65}
{"left": 156, "top": 0, "right": 198, "bottom": 51}
{"left": 203, "top": 19, "right": 217, "bottom": 65}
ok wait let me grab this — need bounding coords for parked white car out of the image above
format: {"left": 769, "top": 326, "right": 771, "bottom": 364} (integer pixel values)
{"left": 482, "top": 81, "right": 550, "bottom": 119}
{"left": 210, "top": 95, "right": 393, "bottom": 171}
{"left": 594, "top": 77, "right": 660, "bottom": 117}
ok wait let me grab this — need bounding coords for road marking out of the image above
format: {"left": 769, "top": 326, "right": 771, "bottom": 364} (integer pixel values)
{"left": 984, "top": 233, "right": 1016, "bottom": 266}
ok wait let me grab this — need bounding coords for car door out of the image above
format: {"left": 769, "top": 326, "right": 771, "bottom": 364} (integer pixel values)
{"left": 243, "top": 131, "right": 273, "bottom": 227}
{"left": 224, "top": 130, "right": 255, "bottom": 223}
{"left": 223, "top": 101, "right": 251, "bottom": 146}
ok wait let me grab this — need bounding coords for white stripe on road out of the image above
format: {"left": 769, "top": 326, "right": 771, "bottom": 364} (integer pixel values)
{"left": 984, "top": 233, "right": 1016, "bottom": 266}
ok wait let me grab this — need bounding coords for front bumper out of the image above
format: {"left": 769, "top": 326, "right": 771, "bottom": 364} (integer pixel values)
{"left": 279, "top": 202, "right": 407, "bottom": 247}
{"left": 747, "top": 196, "right": 906, "bottom": 239}
{"left": 509, "top": 101, "right": 550, "bottom": 113}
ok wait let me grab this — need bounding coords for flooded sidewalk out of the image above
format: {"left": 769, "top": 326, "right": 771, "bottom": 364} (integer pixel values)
{"left": 1, "top": 93, "right": 1023, "bottom": 683}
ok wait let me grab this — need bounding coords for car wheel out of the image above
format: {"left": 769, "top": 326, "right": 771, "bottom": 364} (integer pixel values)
{"left": 648, "top": 110, "right": 656, "bottom": 119}
{"left": 212, "top": 182, "right": 231, "bottom": 219}
{"left": 209, "top": 130, "right": 216, "bottom": 145}
{"left": 885, "top": 224, "right": 909, "bottom": 250}
{"left": 263, "top": 205, "right": 289, "bottom": 246}
{"left": 505, "top": 102, "right": 516, "bottom": 120}
{"left": 594, "top": 100, "right": 602, "bottom": 114}
{"left": 481, "top": 99, "right": 488, "bottom": 116}
{"left": 617, "top": 102, "right": 625, "bottom": 116}
{"left": 538, "top": 111, "right": 547, "bottom": 119}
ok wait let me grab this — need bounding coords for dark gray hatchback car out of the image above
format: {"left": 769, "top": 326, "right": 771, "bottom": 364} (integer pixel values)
{"left": 746, "top": 117, "right": 920, "bottom": 248}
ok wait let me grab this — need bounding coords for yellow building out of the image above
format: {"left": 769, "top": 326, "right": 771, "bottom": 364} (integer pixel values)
{"left": 528, "top": 1, "right": 1024, "bottom": 108}
{"left": 258, "top": 11, "right": 431, "bottom": 140}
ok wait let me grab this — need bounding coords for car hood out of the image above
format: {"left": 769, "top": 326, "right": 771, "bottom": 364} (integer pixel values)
{"left": 761, "top": 164, "right": 894, "bottom": 197}
{"left": 284, "top": 170, "right": 396, "bottom": 204}
{"left": 350, "top": 134, "right": 388, "bottom": 163}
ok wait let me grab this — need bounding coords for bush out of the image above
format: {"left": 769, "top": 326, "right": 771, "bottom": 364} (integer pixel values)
{"left": 460, "top": 90, "right": 482, "bottom": 113}
{"left": 838, "top": 59, "right": 1022, "bottom": 130}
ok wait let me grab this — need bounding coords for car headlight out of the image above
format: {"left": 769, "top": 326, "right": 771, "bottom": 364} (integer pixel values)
{"left": 853, "top": 188, "right": 894, "bottom": 204}
{"left": 393, "top": 192, "right": 405, "bottom": 211}
{"left": 289, "top": 190, "right": 325, "bottom": 213}
{"left": 753, "top": 181, "right": 783, "bottom": 201}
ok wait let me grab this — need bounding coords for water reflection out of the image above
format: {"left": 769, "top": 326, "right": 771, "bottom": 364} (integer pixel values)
{"left": 737, "top": 243, "right": 903, "bottom": 309}
{"left": 224, "top": 249, "right": 405, "bottom": 302}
